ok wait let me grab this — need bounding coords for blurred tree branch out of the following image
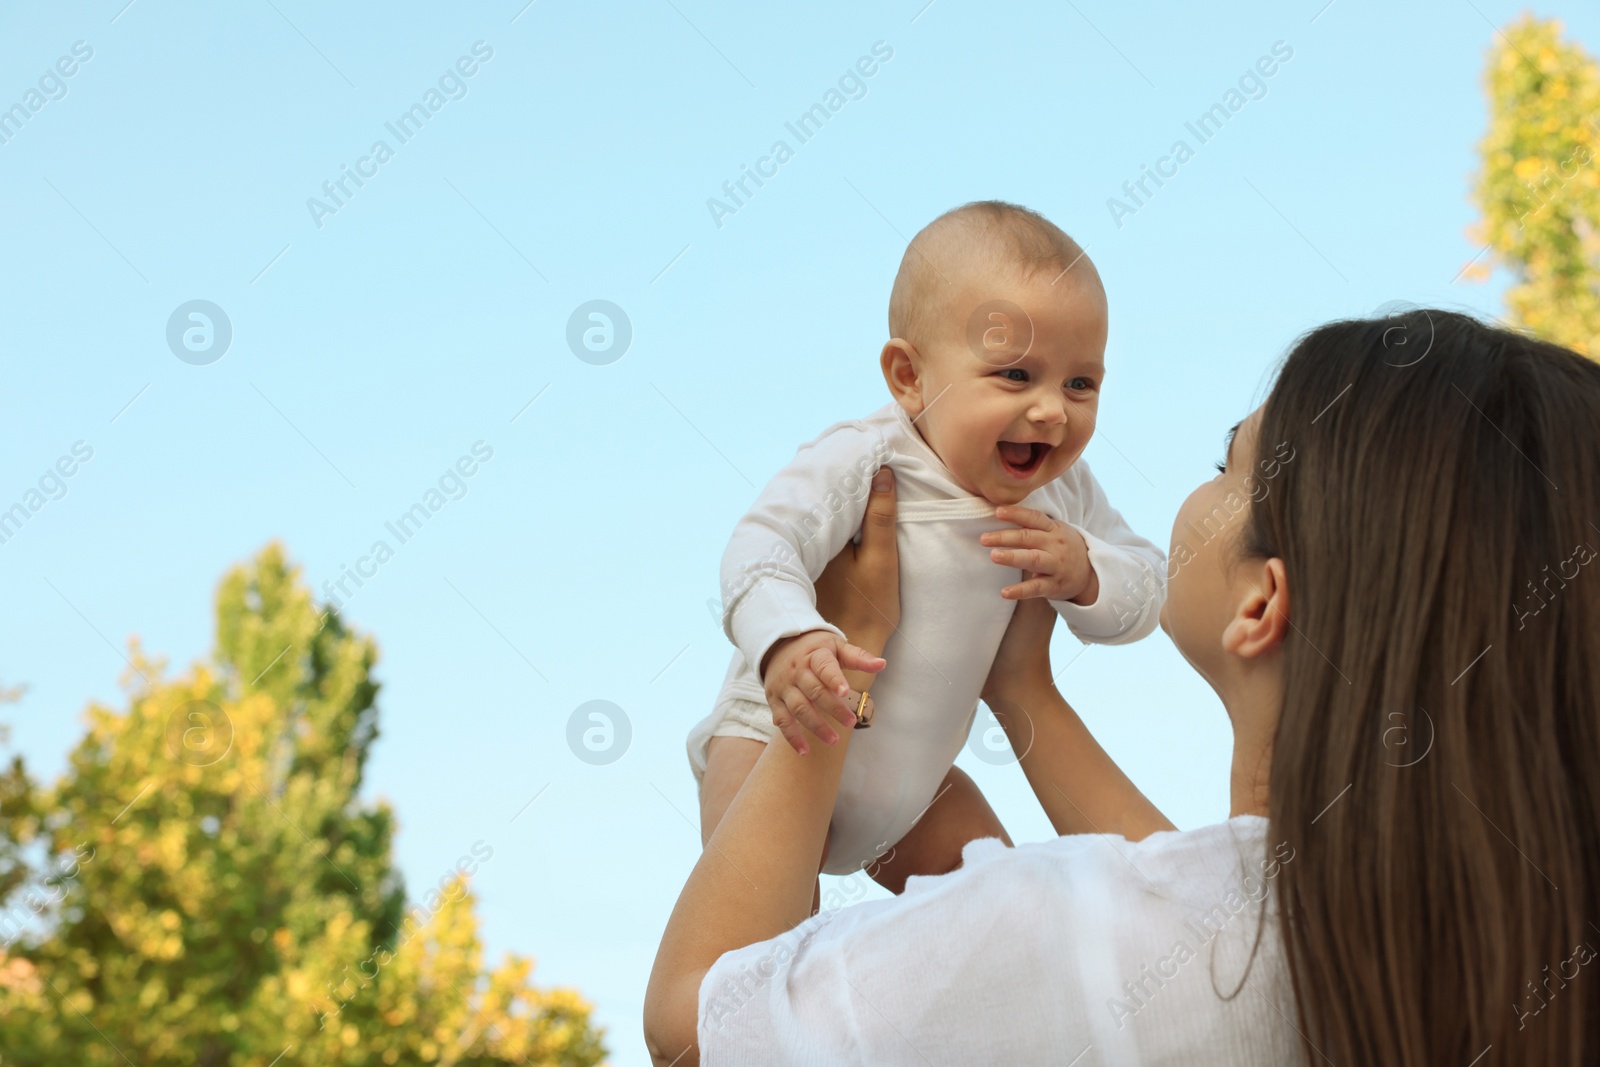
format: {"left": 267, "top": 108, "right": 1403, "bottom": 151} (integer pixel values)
{"left": 0, "top": 543, "right": 608, "bottom": 1066}
{"left": 1471, "top": 14, "right": 1600, "bottom": 358}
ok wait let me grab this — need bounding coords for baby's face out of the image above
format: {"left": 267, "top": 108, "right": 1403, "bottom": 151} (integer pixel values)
{"left": 907, "top": 270, "right": 1107, "bottom": 506}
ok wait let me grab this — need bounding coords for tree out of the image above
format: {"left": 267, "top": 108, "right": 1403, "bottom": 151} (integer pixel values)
{"left": 0, "top": 542, "right": 607, "bottom": 1066}
{"left": 1470, "top": 14, "right": 1600, "bottom": 358}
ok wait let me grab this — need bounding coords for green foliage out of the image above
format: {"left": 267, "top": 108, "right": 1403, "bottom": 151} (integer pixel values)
{"left": 0, "top": 542, "right": 607, "bottom": 1066}
{"left": 1471, "top": 14, "right": 1600, "bottom": 357}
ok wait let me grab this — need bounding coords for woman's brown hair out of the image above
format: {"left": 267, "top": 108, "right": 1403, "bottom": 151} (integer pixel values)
{"left": 1243, "top": 309, "right": 1600, "bottom": 1063}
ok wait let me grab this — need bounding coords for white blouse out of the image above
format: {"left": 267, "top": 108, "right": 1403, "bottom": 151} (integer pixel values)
{"left": 697, "top": 814, "right": 1309, "bottom": 1065}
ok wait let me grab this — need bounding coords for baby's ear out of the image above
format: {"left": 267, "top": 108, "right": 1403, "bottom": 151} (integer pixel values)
{"left": 880, "top": 338, "right": 925, "bottom": 412}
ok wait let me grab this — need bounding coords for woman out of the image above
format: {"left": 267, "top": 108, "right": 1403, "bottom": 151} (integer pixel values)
{"left": 645, "top": 309, "right": 1600, "bottom": 1064}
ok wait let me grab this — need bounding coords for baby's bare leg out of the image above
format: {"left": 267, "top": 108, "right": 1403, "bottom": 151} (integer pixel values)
{"left": 700, "top": 735, "right": 832, "bottom": 915}
{"left": 865, "top": 765, "right": 1012, "bottom": 895}
{"left": 699, "top": 735, "right": 768, "bottom": 847}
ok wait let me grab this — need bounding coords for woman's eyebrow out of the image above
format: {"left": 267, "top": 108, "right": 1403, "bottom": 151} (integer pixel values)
{"left": 1224, "top": 421, "right": 1241, "bottom": 467}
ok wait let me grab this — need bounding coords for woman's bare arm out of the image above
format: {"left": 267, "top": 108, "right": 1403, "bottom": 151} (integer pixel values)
{"left": 983, "top": 597, "right": 1176, "bottom": 842}
{"left": 643, "top": 686, "right": 872, "bottom": 1066}
{"left": 643, "top": 469, "right": 901, "bottom": 1067}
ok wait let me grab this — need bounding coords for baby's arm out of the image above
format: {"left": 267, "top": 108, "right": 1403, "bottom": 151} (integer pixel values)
{"left": 760, "top": 628, "right": 884, "bottom": 754}
{"left": 718, "top": 421, "right": 893, "bottom": 750}
{"left": 1046, "top": 458, "right": 1166, "bottom": 644}
{"left": 983, "top": 459, "right": 1165, "bottom": 645}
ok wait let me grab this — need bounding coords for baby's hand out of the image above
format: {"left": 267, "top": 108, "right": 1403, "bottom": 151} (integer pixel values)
{"left": 760, "top": 629, "right": 886, "bottom": 755}
{"left": 980, "top": 505, "right": 1100, "bottom": 605}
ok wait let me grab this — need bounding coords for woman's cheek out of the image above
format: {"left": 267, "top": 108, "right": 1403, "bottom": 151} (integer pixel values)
{"left": 1161, "top": 489, "right": 1211, "bottom": 646}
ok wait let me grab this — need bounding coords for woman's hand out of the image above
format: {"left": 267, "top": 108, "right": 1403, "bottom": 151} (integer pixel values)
{"left": 981, "top": 595, "right": 1056, "bottom": 706}
{"left": 643, "top": 466, "right": 902, "bottom": 1067}
{"left": 814, "top": 467, "right": 901, "bottom": 652}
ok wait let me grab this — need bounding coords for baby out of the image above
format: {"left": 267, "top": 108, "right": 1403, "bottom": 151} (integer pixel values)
{"left": 686, "top": 200, "right": 1167, "bottom": 889}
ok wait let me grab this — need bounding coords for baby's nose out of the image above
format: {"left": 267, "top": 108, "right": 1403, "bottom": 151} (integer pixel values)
{"left": 1029, "top": 397, "right": 1069, "bottom": 423}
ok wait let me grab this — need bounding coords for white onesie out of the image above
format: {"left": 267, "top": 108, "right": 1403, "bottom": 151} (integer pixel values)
{"left": 686, "top": 400, "right": 1166, "bottom": 875}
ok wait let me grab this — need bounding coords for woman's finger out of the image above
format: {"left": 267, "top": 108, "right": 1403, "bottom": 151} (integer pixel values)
{"left": 859, "top": 467, "right": 898, "bottom": 560}
{"left": 854, "top": 467, "right": 901, "bottom": 631}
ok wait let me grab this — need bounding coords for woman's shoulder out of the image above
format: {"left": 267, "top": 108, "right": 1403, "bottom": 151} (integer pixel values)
{"left": 700, "top": 814, "right": 1304, "bottom": 1064}
{"left": 916, "top": 812, "right": 1271, "bottom": 880}
{"left": 893, "top": 813, "right": 1281, "bottom": 916}
{"left": 770, "top": 815, "right": 1281, "bottom": 942}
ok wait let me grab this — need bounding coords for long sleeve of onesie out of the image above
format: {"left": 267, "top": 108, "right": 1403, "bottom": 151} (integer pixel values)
{"left": 718, "top": 419, "right": 891, "bottom": 683}
{"left": 1042, "top": 458, "right": 1167, "bottom": 645}
{"left": 697, "top": 407, "right": 1169, "bottom": 872}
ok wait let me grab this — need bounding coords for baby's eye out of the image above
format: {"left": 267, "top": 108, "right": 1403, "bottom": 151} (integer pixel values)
{"left": 1068, "top": 377, "right": 1096, "bottom": 392}
{"left": 998, "top": 368, "right": 1028, "bottom": 383}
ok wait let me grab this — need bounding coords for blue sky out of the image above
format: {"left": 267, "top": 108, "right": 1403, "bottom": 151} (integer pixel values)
{"left": 1, "top": 1, "right": 1594, "bottom": 1063}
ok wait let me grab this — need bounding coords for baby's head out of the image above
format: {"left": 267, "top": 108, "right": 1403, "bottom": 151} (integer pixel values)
{"left": 882, "top": 200, "right": 1108, "bottom": 507}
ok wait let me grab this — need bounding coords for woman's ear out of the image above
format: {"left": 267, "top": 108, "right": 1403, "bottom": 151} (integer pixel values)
{"left": 1221, "top": 556, "right": 1290, "bottom": 660}
{"left": 880, "top": 339, "right": 926, "bottom": 415}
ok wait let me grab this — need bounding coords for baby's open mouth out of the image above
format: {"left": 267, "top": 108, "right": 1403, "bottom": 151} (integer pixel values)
{"left": 997, "top": 441, "right": 1049, "bottom": 478}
